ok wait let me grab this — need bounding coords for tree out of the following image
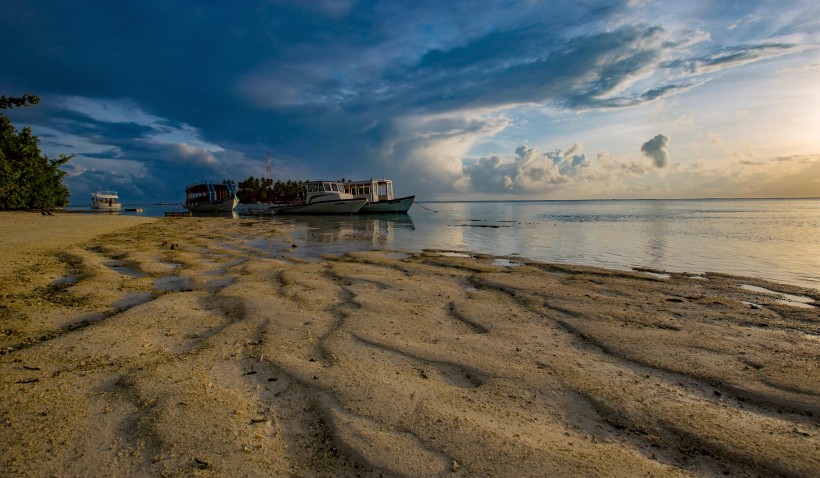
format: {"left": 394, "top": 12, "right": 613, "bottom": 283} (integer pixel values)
{"left": 0, "top": 94, "right": 73, "bottom": 210}
{"left": 237, "top": 176, "right": 304, "bottom": 204}
{"left": 0, "top": 94, "right": 39, "bottom": 110}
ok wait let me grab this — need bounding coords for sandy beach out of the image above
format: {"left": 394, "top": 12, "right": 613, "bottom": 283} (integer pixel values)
{"left": 0, "top": 211, "right": 818, "bottom": 477}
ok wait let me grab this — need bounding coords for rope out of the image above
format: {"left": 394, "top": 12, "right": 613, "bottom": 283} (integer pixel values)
{"left": 415, "top": 202, "right": 438, "bottom": 213}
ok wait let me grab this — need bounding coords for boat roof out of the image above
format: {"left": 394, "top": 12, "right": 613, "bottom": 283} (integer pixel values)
{"left": 93, "top": 190, "right": 118, "bottom": 195}
{"left": 185, "top": 179, "right": 236, "bottom": 189}
{"left": 344, "top": 178, "right": 392, "bottom": 185}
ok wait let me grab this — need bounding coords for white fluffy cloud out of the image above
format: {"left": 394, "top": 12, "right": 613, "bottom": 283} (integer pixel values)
{"left": 463, "top": 143, "right": 590, "bottom": 193}
{"left": 389, "top": 112, "right": 512, "bottom": 193}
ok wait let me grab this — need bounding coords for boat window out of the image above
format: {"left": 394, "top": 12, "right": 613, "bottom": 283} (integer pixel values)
{"left": 323, "top": 183, "right": 331, "bottom": 192}
{"left": 364, "top": 187, "right": 370, "bottom": 195}
{"left": 332, "top": 183, "right": 339, "bottom": 192}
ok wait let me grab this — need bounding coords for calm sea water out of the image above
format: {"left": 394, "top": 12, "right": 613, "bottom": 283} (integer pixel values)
{"left": 113, "top": 199, "right": 820, "bottom": 290}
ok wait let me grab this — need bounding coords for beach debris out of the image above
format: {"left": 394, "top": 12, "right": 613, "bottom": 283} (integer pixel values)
{"left": 291, "top": 243, "right": 298, "bottom": 248}
{"left": 194, "top": 458, "right": 209, "bottom": 470}
{"left": 416, "top": 368, "right": 428, "bottom": 379}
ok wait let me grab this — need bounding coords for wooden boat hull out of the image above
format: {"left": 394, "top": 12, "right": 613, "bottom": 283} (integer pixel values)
{"left": 359, "top": 195, "right": 414, "bottom": 214}
{"left": 186, "top": 196, "right": 239, "bottom": 212}
{"left": 90, "top": 204, "right": 122, "bottom": 211}
{"left": 271, "top": 198, "right": 367, "bottom": 215}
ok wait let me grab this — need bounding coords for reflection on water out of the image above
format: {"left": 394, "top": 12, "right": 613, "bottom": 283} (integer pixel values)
{"left": 248, "top": 214, "right": 416, "bottom": 259}
{"left": 233, "top": 199, "right": 820, "bottom": 290}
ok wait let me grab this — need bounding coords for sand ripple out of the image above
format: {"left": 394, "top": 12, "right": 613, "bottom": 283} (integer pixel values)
{"left": 1, "top": 217, "right": 818, "bottom": 477}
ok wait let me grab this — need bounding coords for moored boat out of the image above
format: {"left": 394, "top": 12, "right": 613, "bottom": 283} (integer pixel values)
{"left": 185, "top": 179, "right": 239, "bottom": 212}
{"left": 343, "top": 178, "right": 414, "bottom": 213}
{"left": 91, "top": 190, "right": 122, "bottom": 211}
{"left": 271, "top": 180, "right": 367, "bottom": 215}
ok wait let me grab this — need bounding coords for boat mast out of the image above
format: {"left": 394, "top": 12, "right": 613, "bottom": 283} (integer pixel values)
{"left": 266, "top": 151, "right": 271, "bottom": 182}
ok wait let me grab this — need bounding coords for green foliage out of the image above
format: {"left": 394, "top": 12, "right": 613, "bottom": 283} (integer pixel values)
{"left": 1, "top": 95, "right": 73, "bottom": 210}
{"left": 0, "top": 94, "right": 40, "bottom": 110}
{"left": 237, "top": 176, "right": 305, "bottom": 204}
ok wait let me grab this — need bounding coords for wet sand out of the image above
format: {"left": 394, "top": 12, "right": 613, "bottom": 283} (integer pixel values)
{"left": 1, "top": 212, "right": 818, "bottom": 477}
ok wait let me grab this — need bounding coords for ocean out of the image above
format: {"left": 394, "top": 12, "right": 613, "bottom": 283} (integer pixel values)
{"left": 111, "top": 198, "right": 820, "bottom": 290}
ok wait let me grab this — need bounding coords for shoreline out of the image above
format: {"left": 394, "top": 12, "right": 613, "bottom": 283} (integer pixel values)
{"left": 1, "top": 214, "right": 818, "bottom": 476}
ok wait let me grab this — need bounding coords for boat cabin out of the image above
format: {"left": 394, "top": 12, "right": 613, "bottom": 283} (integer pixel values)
{"left": 343, "top": 179, "right": 394, "bottom": 203}
{"left": 305, "top": 181, "right": 347, "bottom": 195}
{"left": 185, "top": 179, "right": 237, "bottom": 205}
{"left": 91, "top": 190, "right": 121, "bottom": 210}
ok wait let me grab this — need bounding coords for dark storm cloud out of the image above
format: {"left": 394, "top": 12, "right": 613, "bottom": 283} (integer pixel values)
{"left": 640, "top": 134, "right": 670, "bottom": 168}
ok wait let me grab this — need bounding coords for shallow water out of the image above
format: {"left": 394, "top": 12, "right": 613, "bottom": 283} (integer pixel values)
{"left": 260, "top": 199, "right": 820, "bottom": 290}
{"left": 92, "top": 198, "right": 819, "bottom": 290}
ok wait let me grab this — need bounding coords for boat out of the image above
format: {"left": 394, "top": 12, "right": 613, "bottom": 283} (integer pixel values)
{"left": 91, "top": 190, "right": 122, "bottom": 211}
{"left": 270, "top": 180, "right": 367, "bottom": 215}
{"left": 184, "top": 179, "right": 239, "bottom": 212}
{"left": 343, "top": 178, "right": 414, "bottom": 213}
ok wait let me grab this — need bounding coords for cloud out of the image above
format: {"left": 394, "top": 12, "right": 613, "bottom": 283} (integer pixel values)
{"left": 640, "top": 134, "right": 670, "bottom": 168}
{"left": 1, "top": 1, "right": 816, "bottom": 202}
{"left": 382, "top": 112, "right": 512, "bottom": 195}
{"left": 663, "top": 42, "right": 798, "bottom": 74}
{"left": 727, "top": 14, "right": 762, "bottom": 31}
{"left": 462, "top": 143, "right": 591, "bottom": 194}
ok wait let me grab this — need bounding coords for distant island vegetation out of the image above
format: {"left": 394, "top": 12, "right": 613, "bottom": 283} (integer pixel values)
{"left": 237, "top": 177, "right": 363, "bottom": 204}
{"left": 236, "top": 177, "right": 305, "bottom": 204}
{"left": 0, "top": 94, "right": 73, "bottom": 210}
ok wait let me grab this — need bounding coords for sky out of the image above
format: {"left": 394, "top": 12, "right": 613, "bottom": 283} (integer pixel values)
{"left": 2, "top": 0, "right": 819, "bottom": 204}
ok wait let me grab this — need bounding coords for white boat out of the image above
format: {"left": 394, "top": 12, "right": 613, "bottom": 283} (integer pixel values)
{"left": 91, "top": 190, "right": 122, "bottom": 211}
{"left": 271, "top": 180, "right": 367, "bottom": 215}
{"left": 185, "top": 179, "right": 239, "bottom": 212}
{"left": 343, "top": 178, "right": 414, "bottom": 213}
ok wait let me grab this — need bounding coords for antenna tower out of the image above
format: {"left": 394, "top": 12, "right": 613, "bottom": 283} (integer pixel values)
{"left": 266, "top": 151, "right": 271, "bottom": 181}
